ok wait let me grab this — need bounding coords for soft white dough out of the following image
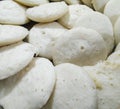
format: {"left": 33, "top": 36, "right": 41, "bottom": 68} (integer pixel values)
{"left": 14, "top": 0, "right": 49, "bottom": 6}
{"left": 28, "top": 22, "right": 67, "bottom": 59}
{"left": 26, "top": 2, "right": 68, "bottom": 23}
{"left": 92, "top": 0, "right": 110, "bottom": 12}
{"left": 53, "top": 27, "right": 107, "bottom": 66}
{"left": 0, "top": 25, "right": 28, "bottom": 46}
{"left": 0, "top": 42, "right": 35, "bottom": 80}
{"left": 64, "top": 0, "right": 81, "bottom": 5}
{"left": 74, "top": 12, "right": 114, "bottom": 54}
{"left": 58, "top": 4, "right": 93, "bottom": 28}
{"left": 0, "top": 0, "right": 29, "bottom": 25}
{"left": 83, "top": 61, "right": 120, "bottom": 109}
{"left": 42, "top": 63, "right": 97, "bottom": 109}
{"left": 104, "top": 0, "right": 120, "bottom": 25}
{"left": 0, "top": 58, "right": 56, "bottom": 109}
{"left": 114, "top": 16, "right": 120, "bottom": 45}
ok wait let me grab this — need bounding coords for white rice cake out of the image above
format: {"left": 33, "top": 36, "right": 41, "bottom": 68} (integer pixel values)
{"left": 74, "top": 12, "right": 114, "bottom": 54}
{"left": 58, "top": 4, "right": 93, "bottom": 28}
{"left": 26, "top": 2, "right": 68, "bottom": 23}
{"left": 0, "top": 0, "right": 29, "bottom": 25}
{"left": 0, "top": 25, "right": 28, "bottom": 46}
{"left": 92, "top": 0, "right": 110, "bottom": 12}
{"left": 0, "top": 58, "right": 56, "bottom": 109}
{"left": 14, "top": 0, "right": 49, "bottom": 6}
{"left": 104, "top": 0, "right": 120, "bottom": 25}
{"left": 0, "top": 42, "right": 35, "bottom": 80}
{"left": 42, "top": 63, "right": 97, "bottom": 109}
{"left": 53, "top": 27, "right": 107, "bottom": 66}
{"left": 83, "top": 61, "right": 120, "bottom": 109}
{"left": 28, "top": 22, "right": 67, "bottom": 59}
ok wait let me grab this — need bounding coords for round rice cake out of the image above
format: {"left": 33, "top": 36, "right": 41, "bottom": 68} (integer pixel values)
{"left": 42, "top": 63, "right": 97, "bottom": 109}
{"left": 0, "top": 42, "right": 35, "bottom": 80}
{"left": 104, "top": 0, "right": 120, "bottom": 25}
{"left": 0, "top": 0, "right": 29, "bottom": 25}
{"left": 53, "top": 27, "right": 107, "bottom": 66}
{"left": 58, "top": 4, "right": 93, "bottom": 28}
{"left": 0, "top": 25, "right": 28, "bottom": 47}
{"left": 92, "top": 0, "right": 110, "bottom": 12}
{"left": 28, "top": 22, "right": 67, "bottom": 59}
{"left": 14, "top": 0, "right": 49, "bottom": 6}
{"left": 83, "top": 61, "right": 120, "bottom": 109}
{"left": 74, "top": 12, "right": 114, "bottom": 54}
{"left": 26, "top": 2, "right": 68, "bottom": 23}
{"left": 0, "top": 58, "right": 55, "bottom": 109}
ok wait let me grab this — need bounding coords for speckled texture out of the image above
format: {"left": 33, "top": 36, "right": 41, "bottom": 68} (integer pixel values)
{"left": 83, "top": 61, "right": 120, "bottom": 109}
{"left": 28, "top": 22, "right": 67, "bottom": 59}
{"left": 42, "top": 63, "right": 97, "bottom": 109}
{"left": 0, "top": 58, "right": 56, "bottom": 109}
{"left": 74, "top": 12, "right": 114, "bottom": 54}
{"left": 53, "top": 27, "right": 107, "bottom": 66}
